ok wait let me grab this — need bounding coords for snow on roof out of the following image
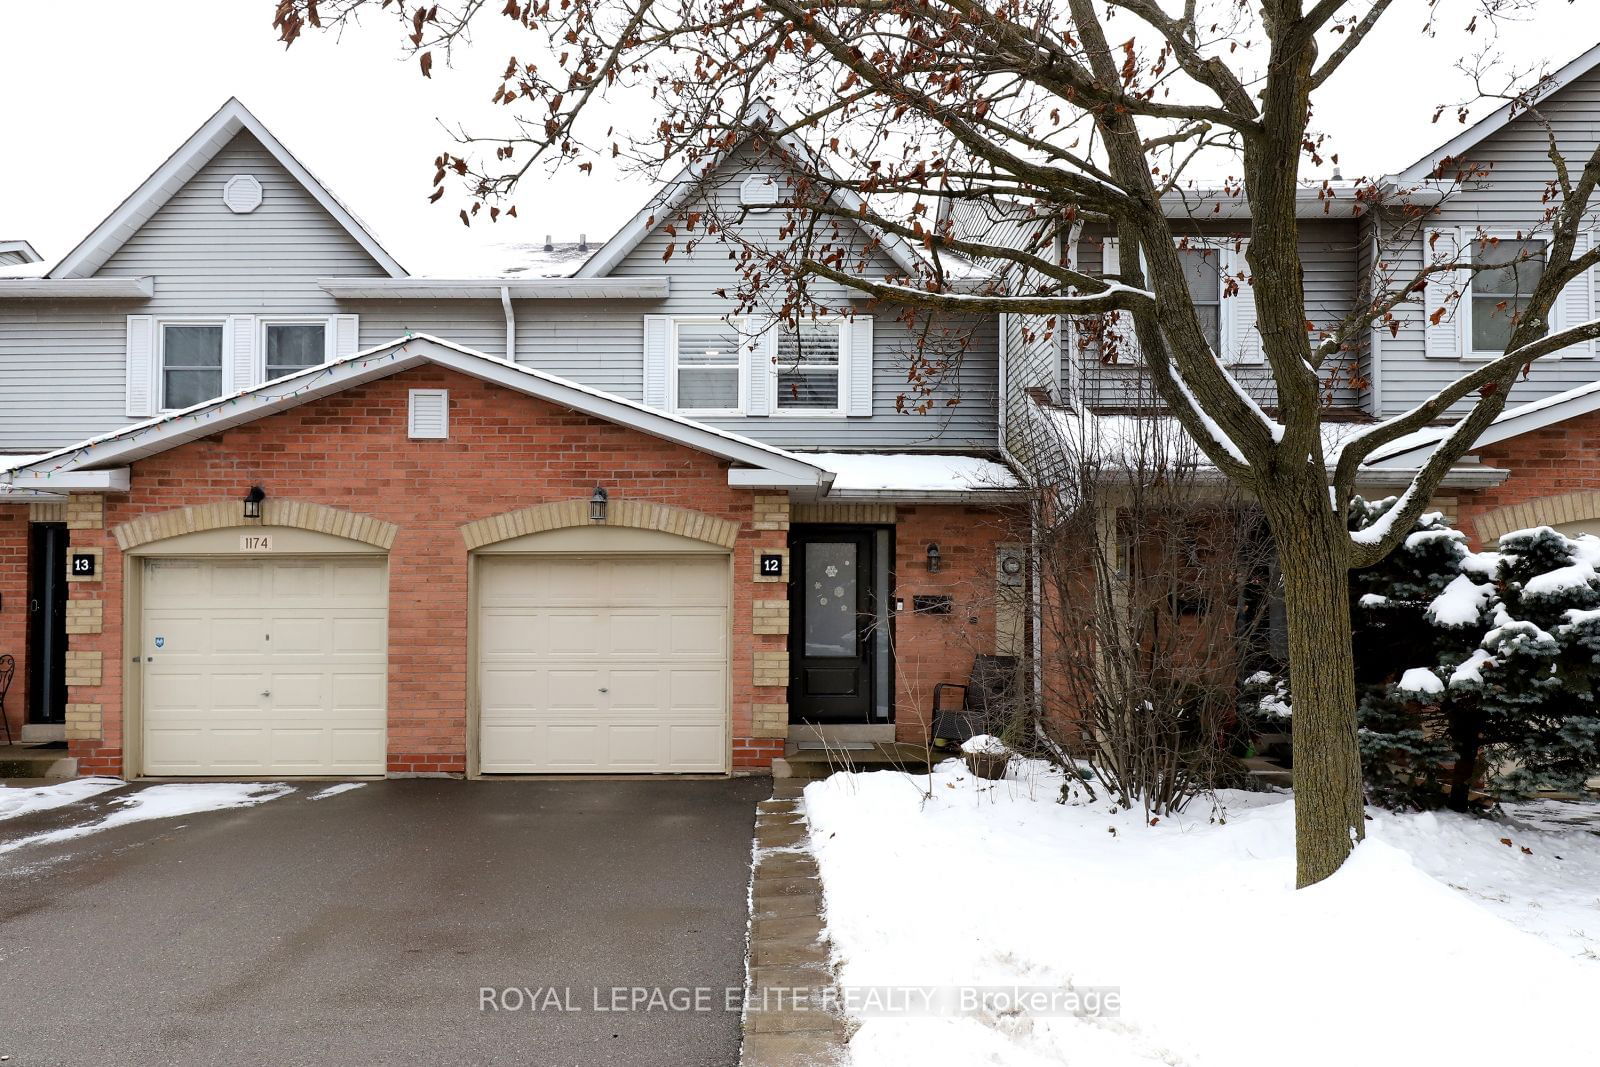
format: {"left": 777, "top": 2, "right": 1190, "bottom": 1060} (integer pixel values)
{"left": 0, "top": 260, "right": 54, "bottom": 279}
{"left": 1046, "top": 408, "right": 1371, "bottom": 470}
{"left": 412, "top": 241, "right": 598, "bottom": 280}
{"left": 806, "top": 452, "right": 1019, "bottom": 494}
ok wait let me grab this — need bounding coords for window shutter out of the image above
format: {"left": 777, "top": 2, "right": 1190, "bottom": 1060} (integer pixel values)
{"left": 332, "top": 314, "right": 360, "bottom": 359}
{"left": 126, "top": 315, "right": 156, "bottom": 417}
{"left": 642, "top": 315, "right": 671, "bottom": 408}
{"left": 745, "top": 318, "right": 775, "bottom": 416}
{"left": 408, "top": 389, "right": 449, "bottom": 439}
{"left": 1223, "top": 241, "right": 1263, "bottom": 364}
{"left": 1552, "top": 231, "right": 1595, "bottom": 359}
{"left": 846, "top": 315, "right": 873, "bottom": 416}
{"left": 226, "top": 315, "right": 256, "bottom": 393}
{"left": 1424, "top": 228, "right": 1466, "bottom": 358}
{"left": 1101, "top": 238, "right": 1142, "bottom": 364}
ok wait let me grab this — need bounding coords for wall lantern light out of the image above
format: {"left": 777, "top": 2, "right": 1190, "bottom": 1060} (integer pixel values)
{"left": 243, "top": 485, "right": 266, "bottom": 520}
{"left": 926, "top": 542, "right": 942, "bottom": 573}
{"left": 590, "top": 486, "right": 609, "bottom": 524}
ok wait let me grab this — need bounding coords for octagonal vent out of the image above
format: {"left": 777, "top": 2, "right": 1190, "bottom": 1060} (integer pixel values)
{"left": 222, "top": 174, "right": 264, "bottom": 214}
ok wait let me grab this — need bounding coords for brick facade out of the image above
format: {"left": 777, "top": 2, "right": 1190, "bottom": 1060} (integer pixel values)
{"left": 0, "top": 505, "right": 27, "bottom": 740}
{"left": 57, "top": 365, "right": 791, "bottom": 777}
{"left": 1455, "top": 409, "right": 1600, "bottom": 548}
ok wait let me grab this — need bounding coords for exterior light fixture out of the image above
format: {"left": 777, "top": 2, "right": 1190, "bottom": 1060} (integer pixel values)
{"left": 926, "top": 542, "right": 942, "bottom": 573}
{"left": 590, "top": 486, "right": 609, "bottom": 524}
{"left": 243, "top": 485, "right": 266, "bottom": 520}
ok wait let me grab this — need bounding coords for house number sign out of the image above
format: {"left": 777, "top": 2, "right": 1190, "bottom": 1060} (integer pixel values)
{"left": 70, "top": 553, "right": 96, "bottom": 578}
{"left": 759, "top": 553, "right": 784, "bottom": 577}
{"left": 240, "top": 534, "right": 274, "bottom": 552}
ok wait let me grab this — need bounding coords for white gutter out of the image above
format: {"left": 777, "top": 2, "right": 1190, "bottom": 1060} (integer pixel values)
{"left": 318, "top": 277, "right": 670, "bottom": 300}
{"left": 0, "top": 277, "right": 154, "bottom": 299}
{"left": 500, "top": 286, "right": 516, "bottom": 362}
{"left": 0, "top": 469, "right": 131, "bottom": 492}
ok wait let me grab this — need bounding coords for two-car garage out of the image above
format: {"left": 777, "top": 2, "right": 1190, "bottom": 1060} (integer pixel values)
{"left": 132, "top": 528, "right": 732, "bottom": 778}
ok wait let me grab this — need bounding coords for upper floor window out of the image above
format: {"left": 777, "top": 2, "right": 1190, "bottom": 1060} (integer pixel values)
{"left": 672, "top": 318, "right": 744, "bottom": 413}
{"left": 775, "top": 320, "right": 844, "bottom": 414}
{"left": 1177, "top": 247, "right": 1224, "bottom": 353}
{"left": 161, "top": 322, "right": 224, "bottom": 409}
{"left": 1470, "top": 238, "right": 1545, "bottom": 355}
{"left": 264, "top": 320, "right": 328, "bottom": 380}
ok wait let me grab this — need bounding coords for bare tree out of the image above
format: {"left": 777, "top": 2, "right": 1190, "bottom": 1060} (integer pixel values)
{"left": 271, "top": 0, "right": 1600, "bottom": 885}
{"left": 1034, "top": 387, "right": 1275, "bottom": 821}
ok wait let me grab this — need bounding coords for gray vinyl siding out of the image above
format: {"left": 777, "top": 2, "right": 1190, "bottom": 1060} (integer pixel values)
{"left": 1375, "top": 64, "right": 1600, "bottom": 416}
{"left": 604, "top": 147, "right": 999, "bottom": 450}
{"left": 0, "top": 130, "right": 388, "bottom": 451}
{"left": 1070, "top": 220, "right": 1362, "bottom": 411}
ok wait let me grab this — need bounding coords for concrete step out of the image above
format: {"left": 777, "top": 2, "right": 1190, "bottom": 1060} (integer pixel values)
{"left": 1243, "top": 756, "right": 1293, "bottom": 788}
{"left": 773, "top": 742, "right": 939, "bottom": 780}
{"left": 20, "top": 723, "right": 66, "bottom": 744}
{"left": 0, "top": 744, "right": 79, "bottom": 779}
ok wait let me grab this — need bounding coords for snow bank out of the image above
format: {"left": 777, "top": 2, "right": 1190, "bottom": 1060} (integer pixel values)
{"left": 0, "top": 782, "right": 293, "bottom": 856}
{"left": 805, "top": 761, "right": 1600, "bottom": 1066}
{"left": 0, "top": 777, "right": 123, "bottom": 822}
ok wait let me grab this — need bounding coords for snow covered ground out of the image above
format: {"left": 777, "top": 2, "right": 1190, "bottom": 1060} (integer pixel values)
{"left": 804, "top": 760, "right": 1600, "bottom": 1066}
{"left": 0, "top": 777, "right": 125, "bottom": 822}
{"left": 0, "top": 781, "right": 294, "bottom": 856}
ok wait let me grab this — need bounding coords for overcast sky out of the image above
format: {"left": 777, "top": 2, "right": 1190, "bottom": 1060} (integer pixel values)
{"left": 3, "top": 2, "right": 1595, "bottom": 271}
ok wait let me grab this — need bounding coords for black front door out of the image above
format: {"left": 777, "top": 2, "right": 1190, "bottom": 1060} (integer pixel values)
{"left": 26, "top": 522, "right": 68, "bottom": 725}
{"left": 789, "top": 528, "right": 888, "bottom": 724}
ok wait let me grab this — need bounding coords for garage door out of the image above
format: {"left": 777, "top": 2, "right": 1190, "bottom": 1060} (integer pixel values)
{"left": 477, "top": 554, "right": 728, "bottom": 773}
{"left": 141, "top": 556, "right": 388, "bottom": 776}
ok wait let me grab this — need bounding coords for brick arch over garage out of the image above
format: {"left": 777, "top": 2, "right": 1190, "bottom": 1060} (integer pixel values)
{"left": 460, "top": 498, "right": 741, "bottom": 550}
{"left": 111, "top": 499, "right": 399, "bottom": 551}
{"left": 1473, "top": 490, "right": 1600, "bottom": 544}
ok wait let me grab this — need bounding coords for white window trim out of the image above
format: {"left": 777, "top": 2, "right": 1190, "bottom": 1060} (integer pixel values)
{"left": 259, "top": 316, "right": 336, "bottom": 382}
{"left": 770, "top": 316, "right": 847, "bottom": 418}
{"left": 156, "top": 316, "right": 228, "bottom": 412}
{"left": 1464, "top": 230, "right": 1549, "bottom": 361}
{"left": 668, "top": 316, "right": 749, "bottom": 416}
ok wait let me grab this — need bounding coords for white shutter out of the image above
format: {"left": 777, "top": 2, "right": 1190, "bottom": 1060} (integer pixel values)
{"left": 332, "top": 314, "right": 360, "bottom": 359}
{"left": 745, "top": 318, "right": 775, "bottom": 416}
{"left": 1552, "top": 231, "right": 1595, "bottom": 359}
{"left": 1223, "top": 241, "right": 1263, "bottom": 364}
{"left": 226, "top": 315, "right": 256, "bottom": 393}
{"left": 642, "top": 315, "right": 671, "bottom": 409}
{"left": 408, "top": 389, "right": 449, "bottom": 439}
{"left": 1101, "top": 238, "right": 1142, "bottom": 364}
{"left": 126, "top": 315, "right": 156, "bottom": 417}
{"left": 845, "top": 314, "right": 873, "bottom": 416}
{"left": 1424, "top": 228, "right": 1466, "bottom": 358}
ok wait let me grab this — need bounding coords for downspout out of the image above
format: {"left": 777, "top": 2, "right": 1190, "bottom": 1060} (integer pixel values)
{"left": 500, "top": 286, "right": 516, "bottom": 362}
{"left": 1366, "top": 228, "right": 1383, "bottom": 416}
{"left": 996, "top": 311, "right": 1047, "bottom": 734}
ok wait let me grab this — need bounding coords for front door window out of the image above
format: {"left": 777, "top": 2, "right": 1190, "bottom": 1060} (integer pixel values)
{"left": 805, "top": 542, "right": 858, "bottom": 657}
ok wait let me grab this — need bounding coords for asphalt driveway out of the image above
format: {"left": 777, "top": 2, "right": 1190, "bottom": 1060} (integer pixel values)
{"left": 0, "top": 777, "right": 769, "bottom": 1067}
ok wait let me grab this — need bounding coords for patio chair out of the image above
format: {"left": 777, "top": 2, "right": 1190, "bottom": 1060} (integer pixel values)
{"left": 0, "top": 655, "right": 13, "bottom": 745}
{"left": 929, "top": 654, "right": 1019, "bottom": 746}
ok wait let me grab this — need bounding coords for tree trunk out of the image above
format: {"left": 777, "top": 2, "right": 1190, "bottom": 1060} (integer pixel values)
{"left": 1268, "top": 490, "right": 1367, "bottom": 888}
{"left": 1447, "top": 711, "right": 1485, "bottom": 814}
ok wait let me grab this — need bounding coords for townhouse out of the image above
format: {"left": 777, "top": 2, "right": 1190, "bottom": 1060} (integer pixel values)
{"left": 3, "top": 39, "right": 1600, "bottom": 781}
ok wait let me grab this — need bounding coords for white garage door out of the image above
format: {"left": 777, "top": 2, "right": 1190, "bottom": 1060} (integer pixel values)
{"left": 141, "top": 556, "right": 388, "bottom": 776}
{"left": 477, "top": 554, "right": 729, "bottom": 773}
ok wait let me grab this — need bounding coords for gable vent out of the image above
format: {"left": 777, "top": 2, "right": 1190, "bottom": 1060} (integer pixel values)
{"left": 740, "top": 173, "right": 782, "bottom": 211}
{"left": 408, "top": 389, "right": 449, "bottom": 439}
{"left": 222, "top": 174, "right": 263, "bottom": 214}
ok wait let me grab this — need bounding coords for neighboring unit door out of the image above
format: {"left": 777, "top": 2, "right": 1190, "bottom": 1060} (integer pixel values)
{"left": 26, "top": 523, "right": 68, "bottom": 725}
{"left": 789, "top": 530, "right": 878, "bottom": 723}
{"left": 477, "top": 554, "right": 729, "bottom": 773}
{"left": 141, "top": 556, "right": 388, "bottom": 776}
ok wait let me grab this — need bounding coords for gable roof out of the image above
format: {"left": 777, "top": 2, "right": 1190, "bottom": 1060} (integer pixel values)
{"left": 1388, "top": 42, "right": 1600, "bottom": 183}
{"left": 0, "top": 240, "right": 42, "bottom": 264}
{"left": 576, "top": 100, "right": 956, "bottom": 284}
{"left": 50, "top": 98, "right": 406, "bottom": 279}
{"left": 1368, "top": 375, "right": 1600, "bottom": 469}
{"left": 0, "top": 334, "right": 829, "bottom": 491}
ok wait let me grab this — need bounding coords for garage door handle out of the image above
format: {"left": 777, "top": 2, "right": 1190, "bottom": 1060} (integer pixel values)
{"left": 598, "top": 687, "right": 608, "bottom": 694}
{"left": 260, "top": 691, "right": 272, "bottom": 698}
